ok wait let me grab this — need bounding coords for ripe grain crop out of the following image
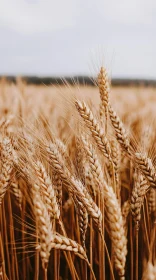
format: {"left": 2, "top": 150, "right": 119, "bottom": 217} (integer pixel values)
{"left": 0, "top": 70, "right": 156, "bottom": 280}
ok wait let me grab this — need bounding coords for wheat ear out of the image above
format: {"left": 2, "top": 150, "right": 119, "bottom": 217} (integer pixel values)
{"left": 108, "top": 105, "right": 129, "bottom": 152}
{"left": 134, "top": 152, "right": 156, "bottom": 188}
{"left": 98, "top": 66, "right": 110, "bottom": 128}
{"left": 32, "top": 183, "right": 52, "bottom": 269}
{"left": 82, "top": 137, "right": 103, "bottom": 193}
{"left": 0, "top": 138, "right": 13, "bottom": 206}
{"left": 46, "top": 143, "right": 102, "bottom": 226}
{"left": 75, "top": 100, "right": 112, "bottom": 162}
{"left": 52, "top": 173, "right": 62, "bottom": 209}
{"left": 84, "top": 165, "right": 96, "bottom": 197}
{"left": 104, "top": 181, "right": 127, "bottom": 278}
{"left": 34, "top": 160, "right": 60, "bottom": 220}
{"left": 74, "top": 197, "right": 88, "bottom": 248}
{"left": 122, "top": 200, "right": 130, "bottom": 234}
{"left": 50, "top": 232, "right": 87, "bottom": 260}
{"left": 82, "top": 137, "right": 127, "bottom": 278}
{"left": 111, "top": 139, "right": 121, "bottom": 184}
{"left": 131, "top": 173, "right": 149, "bottom": 223}
{"left": 147, "top": 188, "right": 156, "bottom": 217}
{"left": 11, "top": 177, "right": 22, "bottom": 208}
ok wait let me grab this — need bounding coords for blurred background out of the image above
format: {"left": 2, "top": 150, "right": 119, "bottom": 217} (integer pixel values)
{"left": 0, "top": 0, "right": 155, "bottom": 79}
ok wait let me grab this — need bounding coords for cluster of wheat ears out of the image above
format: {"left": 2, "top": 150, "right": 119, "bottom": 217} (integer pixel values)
{"left": 0, "top": 68, "right": 156, "bottom": 280}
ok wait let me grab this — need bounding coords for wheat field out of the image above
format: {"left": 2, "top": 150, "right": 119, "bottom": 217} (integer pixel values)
{"left": 0, "top": 68, "right": 156, "bottom": 280}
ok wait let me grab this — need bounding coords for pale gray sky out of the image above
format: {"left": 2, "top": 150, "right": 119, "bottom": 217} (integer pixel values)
{"left": 0, "top": 0, "right": 156, "bottom": 78}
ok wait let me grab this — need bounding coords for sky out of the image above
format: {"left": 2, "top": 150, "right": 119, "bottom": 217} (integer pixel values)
{"left": 0, "top": 0, "right": 156, "bottom": 78}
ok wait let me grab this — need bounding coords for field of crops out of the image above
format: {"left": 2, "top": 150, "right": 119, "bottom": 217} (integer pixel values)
{"left": 0, "top": 69, "right": 156, "bottom": 280}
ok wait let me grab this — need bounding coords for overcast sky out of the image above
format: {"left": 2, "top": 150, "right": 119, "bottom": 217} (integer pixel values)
{"left": 0, "top": 0, "right": 156, "bottom": 78}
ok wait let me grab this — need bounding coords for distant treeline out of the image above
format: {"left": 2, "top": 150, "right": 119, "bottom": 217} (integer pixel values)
{"left": 1, "top": 76, "right": 156, "bottom": 87}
